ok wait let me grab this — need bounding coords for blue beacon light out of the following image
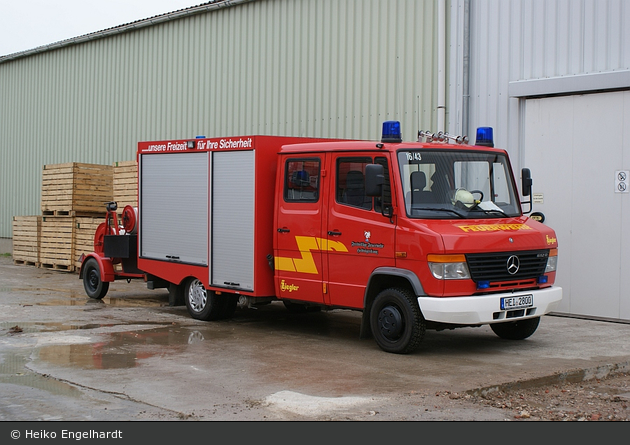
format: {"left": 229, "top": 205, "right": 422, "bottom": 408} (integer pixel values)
{"left": 475, "top": 127, "right": 494, "bottom": 147}
{"left": 382, "top": 121, "right": 402, "bottom": 143}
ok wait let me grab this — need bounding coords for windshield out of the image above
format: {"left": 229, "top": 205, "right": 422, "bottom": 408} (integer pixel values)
{"left": 397, "top": 149, "right": 521, "bottom": 219}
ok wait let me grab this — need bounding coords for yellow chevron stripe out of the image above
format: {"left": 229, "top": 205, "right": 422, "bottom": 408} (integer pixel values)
{"left": 275, "top": 236, "right": 348, "bottom": 274}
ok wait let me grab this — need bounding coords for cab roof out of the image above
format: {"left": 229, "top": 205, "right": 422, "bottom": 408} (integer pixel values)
{"left": 279, "top": 139, "right": 508, "bottom": 154}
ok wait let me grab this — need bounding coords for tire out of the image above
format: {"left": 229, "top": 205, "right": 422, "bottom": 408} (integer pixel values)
{"left": 82, "top": 257, "right": 109, "bottom": 299}
{"left": 490, "top": 317, "right": 540, "bottom": 340}
{"left": 184, "top": 278, "right": 236, "bottom": 321}
{"left": 370, "top": 288, "right": 425, "bottom": 354}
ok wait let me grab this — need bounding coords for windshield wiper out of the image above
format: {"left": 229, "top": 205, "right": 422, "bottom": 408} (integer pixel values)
{"left": 415, "top": 207, "right": 466, "bottom": 218}
{"left": 471, "top": 208, "right": 510, "bottom": 218}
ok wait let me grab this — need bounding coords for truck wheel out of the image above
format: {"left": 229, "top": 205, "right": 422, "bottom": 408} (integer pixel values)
{"left": 184, "top": 278, "right": 224, "bottom": 321}
{"left": 82, "top": 258, "right": 109, "bottom": 299}
{"left": 490, "top": 317, "right": 540, "bottom": 340}
{"left": 370, "top": 288, "right": 425, "bottom": 354}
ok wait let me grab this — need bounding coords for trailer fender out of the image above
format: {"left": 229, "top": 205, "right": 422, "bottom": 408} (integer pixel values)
{"left": 79, "top": 253, "right": 116, "bottom": 282}
{"left": 359, "top": 267, "right": 425, "bottom": 339}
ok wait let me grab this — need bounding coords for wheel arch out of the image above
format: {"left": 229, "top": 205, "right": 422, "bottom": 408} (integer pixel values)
{"left": 79, "top": 253, "right": 115, "bottom": 282}
{"left": 359, "top": 267, "right": 425, "bottom": 339}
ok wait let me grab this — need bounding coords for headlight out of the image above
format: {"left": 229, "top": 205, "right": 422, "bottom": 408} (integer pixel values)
{"left": 427, "top": 254, "right": 471, "bottom": 280}
{"left": 545, "top": 248, "right": 558, "bottom": 273}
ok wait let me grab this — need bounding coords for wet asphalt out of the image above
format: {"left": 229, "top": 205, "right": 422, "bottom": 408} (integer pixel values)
{"left": 1, "top": 255, "right": 629, "bottom": 421}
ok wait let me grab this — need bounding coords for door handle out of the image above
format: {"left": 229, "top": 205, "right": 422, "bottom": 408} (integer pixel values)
{"left": 277, "top": 228, "right": 290, "bottom": 233}
{"left": 328, "top": 231, "right": 342, "bottom": 236}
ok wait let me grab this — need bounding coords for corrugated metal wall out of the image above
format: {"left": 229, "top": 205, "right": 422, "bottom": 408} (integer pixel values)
{"left": 448, "top": 0, "right": 630, "bottom": 159}
{"left": 0, "top": 0, "right": 441, "bottom": 239}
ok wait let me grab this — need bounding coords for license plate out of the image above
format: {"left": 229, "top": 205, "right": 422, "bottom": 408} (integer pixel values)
{"left": 501, "top": 294, "right": 533, "bottom": 310}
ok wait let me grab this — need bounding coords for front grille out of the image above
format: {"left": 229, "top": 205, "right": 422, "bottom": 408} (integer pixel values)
{"left": 466, "top": 250, "right": 549, "bottom": 282}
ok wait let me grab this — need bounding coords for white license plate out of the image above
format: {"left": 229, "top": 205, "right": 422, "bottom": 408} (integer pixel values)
{"left": 501, "top": 294, "right": 533, "bottom": 310}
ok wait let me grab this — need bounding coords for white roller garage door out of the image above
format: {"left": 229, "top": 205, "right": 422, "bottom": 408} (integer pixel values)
{"left": 523, "top": 91, "right": 630, "bottom": 321}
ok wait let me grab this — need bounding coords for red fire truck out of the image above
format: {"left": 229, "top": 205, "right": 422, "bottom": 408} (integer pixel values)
{"left": 79, "top": 122, "right": 562, "bottom": 354}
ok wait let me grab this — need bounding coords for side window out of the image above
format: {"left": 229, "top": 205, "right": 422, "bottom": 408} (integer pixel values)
{"left": 336, "top": 157, "right": 372, "bottom": 210}
{"left": 284, "top": 158, "right": 320, "bottom": 202}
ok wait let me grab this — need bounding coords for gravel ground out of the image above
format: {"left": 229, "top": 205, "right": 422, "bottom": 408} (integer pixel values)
{"left": 438, "top": 371, "right": 630, "bottom": 421}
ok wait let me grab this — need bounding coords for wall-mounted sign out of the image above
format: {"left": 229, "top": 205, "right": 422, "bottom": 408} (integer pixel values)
{"left": 615, "top": 170, "right": 629, "bottom": 193}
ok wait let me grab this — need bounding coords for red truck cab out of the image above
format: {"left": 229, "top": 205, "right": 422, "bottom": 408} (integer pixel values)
{"left": 273, "top": 122, "right": 561, "bottom": 353}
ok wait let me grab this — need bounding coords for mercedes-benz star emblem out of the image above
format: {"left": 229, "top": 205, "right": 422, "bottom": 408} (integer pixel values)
{"left": 506, "top": 255, "right": 520, "bottom": 275}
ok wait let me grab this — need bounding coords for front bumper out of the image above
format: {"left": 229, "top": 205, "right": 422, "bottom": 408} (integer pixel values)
{"left": 417, "top": 286, "right": 562, "bottom": 325}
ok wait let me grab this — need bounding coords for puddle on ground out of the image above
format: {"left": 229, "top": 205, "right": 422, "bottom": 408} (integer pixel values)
{"left": 2, "top": 321, "right": 214, "bottom": 371}
{"left": 0, "top": 321, "right": 171, "bottom": 334}
{"left": 4, "top": 285, "right": 169, "bottom": 308}
{"left": 1, "top": 322, "right": 213, "bottom": 398}
{"left": 36, "top": 328, "right": 188, "bottom": 370}
{"left": 0, "top": 349, "right": 84, "bottom": 398}
{"left": 36, "top": 296, "right": 169, "bottom": 308}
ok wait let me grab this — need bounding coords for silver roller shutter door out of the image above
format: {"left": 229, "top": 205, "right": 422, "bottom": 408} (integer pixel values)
{"left": 211, "top": 150, "right": 255, "bottom": 291}
{"left": 139, "top": 152, "right": 209, "bottom": 265}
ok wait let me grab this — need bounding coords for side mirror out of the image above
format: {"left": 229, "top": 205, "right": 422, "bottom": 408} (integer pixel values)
{"left": 365, "top": 164, "right": 384, "bottom": 196}
{"left": 521, "top": 168, "right": 532, "bottom": 197}
{"left": 521, "top": 168, "right": 533, "bottom": 214}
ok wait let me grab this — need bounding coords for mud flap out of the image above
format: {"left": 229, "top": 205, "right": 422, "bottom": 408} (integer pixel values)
{"left": 168, "top": 283, "right": 185, "bottom": 307}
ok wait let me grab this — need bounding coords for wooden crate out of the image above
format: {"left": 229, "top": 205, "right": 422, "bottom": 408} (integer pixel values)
{"left": 113, "top": 160, "right": 138, "bottom": 209}
{"left": 41, "top": 162, "right": 113, "bottom": 215}
{"left": 73, "top": 216, "right": 104, "bottom": 270}
{"left": 12, "top": 216, "right": 41, "bottom": 266}
{"left": 39, "top": 216, "right": 75, "bottom": 271}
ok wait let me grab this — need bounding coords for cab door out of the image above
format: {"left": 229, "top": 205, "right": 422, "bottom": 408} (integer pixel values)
{"left": 324, "top": 154, "right": 396, "bottom": 308}
{"left": 274, "top": 155, "right": 325, "bottom": 303}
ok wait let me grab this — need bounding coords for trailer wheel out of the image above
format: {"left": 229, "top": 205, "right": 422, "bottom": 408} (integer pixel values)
{"left": 184, "top": 278, "right": 224, "bottom": 321}
{"left": 82, "top": 257, "right": 109, "bottom": 299}
{"left": 370, "top": 288, "right": 425, "bottom": 354}
{"left": 490, "top": 317, "right": 540, "bottom": 340}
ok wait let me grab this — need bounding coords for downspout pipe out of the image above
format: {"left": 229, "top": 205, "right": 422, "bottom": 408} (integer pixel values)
{"left": 462, "top": 0, "right": 471, "bottom": 138}
{"left": 437, "top": 0, "right": 446, "bottom": 132}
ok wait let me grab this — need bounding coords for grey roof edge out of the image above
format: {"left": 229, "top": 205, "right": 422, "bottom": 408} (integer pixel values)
{"left": 508, "top": 70, "right": 630, "bottom": 98}
{"left": 0, "top": 0, "right": 255, "bottom": 64}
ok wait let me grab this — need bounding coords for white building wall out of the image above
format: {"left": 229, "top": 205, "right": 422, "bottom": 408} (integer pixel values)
{"left": 449, "top": 0, "right": 630, "bottom": 321}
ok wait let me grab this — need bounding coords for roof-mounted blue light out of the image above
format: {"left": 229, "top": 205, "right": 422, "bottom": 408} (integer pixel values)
{"left": 382, "top": 121, "right": 402, "bottom": 143}
{"left": 475, "top": 127, "right": 494, "bottom": 147}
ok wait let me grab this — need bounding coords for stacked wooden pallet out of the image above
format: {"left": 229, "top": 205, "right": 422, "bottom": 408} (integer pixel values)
{"left": 112, "top": 160, "right": 138, "bottom": 209}
{"left": 12, "top": 162, "right": 112, "bottom": 272}
{"left": 39, "top": 216, "right": 76, "bottom": 271}
{"left": 13, "top": 160, "right": 138, "bottom": 272}
{"left": 39, "top": 163, "right": 114, "bottom": 271}
{"left": 41, "top": 162, "right": 114, "bottom": 216}
{"left": 73, "top": 216, "right": 104, "bottom": 271}
{"left": 12, "top": 216, "right": 42, "bottom": 266}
